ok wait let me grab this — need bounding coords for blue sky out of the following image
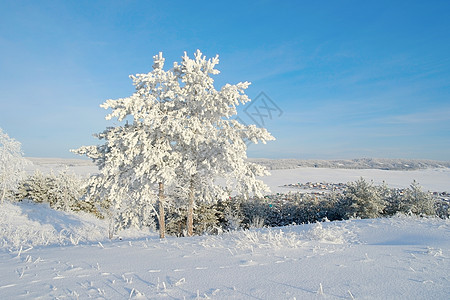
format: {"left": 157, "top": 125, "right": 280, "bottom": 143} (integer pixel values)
{"left": 1, "top": 0, "right": 449, "bottom": 160}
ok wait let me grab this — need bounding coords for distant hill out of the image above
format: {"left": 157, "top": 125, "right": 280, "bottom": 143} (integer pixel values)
{"left": 248, "top": 158, "right": 450, "bottom": 170}
{"left": 26, "top": 157, "right": 450, "bottom": 172}
{"left": 26, "top": 157, "right": 95, "bottom": 166}
{"left": 25, "top": 157, "right": 98, "bottom": 176}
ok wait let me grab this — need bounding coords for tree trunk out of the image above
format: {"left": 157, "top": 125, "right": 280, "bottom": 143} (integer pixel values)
{"left": 107, "top": 210, "right": 114, "bottom": 239}
{"left": 187, "top": 178, "right": 195, "bottom": 236}
{"left": 1, "top": 189, "right": 5, "bottom": 204}
{"left": 158, "top": 182, "right": 165, "bottom": 239}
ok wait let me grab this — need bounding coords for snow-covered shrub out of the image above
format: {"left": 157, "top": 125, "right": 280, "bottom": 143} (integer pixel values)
{"left": 15, "top": 170, "right": 96, "bottom": 215}
{"left": 195, "top": 203, "right": 222, "bottom": 234}
{"left": 400, "top": 181, "right": 436, "bottom": 216}
{"left": 307, "top": 222, "right": 346, "bottom": 244}
{"left": 199, "top": 180, "right": 443, "bottom": 234}
{"left": 321, "top": 191, "right": 348, "bottom": 221}
{"left": 236, "top": 192, "right": 348, "bottom": 229}
{"left": 239, "top": 197, "right": 269, "bottom": 228}
{"left": 234, "top": 228, "right": 304, "bottom": 250}
{"left": 15, "top": 170, "right": 51, "bottom": 204}
{"left": 343, "top": 177, "right": 386, "bottom": 219}
{"left": 49, "top": 170, "right": 86, "bottom": 212}
{"left": 249, "top": 216, "right": 265, "bottom": 228}
{"left": 164, "top": 206, "right": 187, "bottom": 237}
{"left": 165, "top": 200, "right": 222, "bottom": 236}
{"left": 215, "top": 198, "right": 244, "bottom": 231}
{"left": 380, "top": 182, "right": 403, "bottom": 216}
{"left": 435, "top": 199, "right": 449, "bottom": 219}
{"left": 0, "top": 128, "right": 29, "bottom": 204}
{"left": 113, "top": 194, "right": 157, "bottom": 233}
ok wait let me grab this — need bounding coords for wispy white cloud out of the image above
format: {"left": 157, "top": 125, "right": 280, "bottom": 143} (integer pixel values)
{"left": 377, "top": 107, "right": 450, "bottom": 125}
{"left": 220, "top": 42, "right": 307, "bottom": 82}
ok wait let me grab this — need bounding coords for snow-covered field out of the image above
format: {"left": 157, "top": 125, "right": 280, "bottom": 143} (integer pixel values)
{"left": 1, "top": 158, "right": 448, "bottom": 299}
{"left": 0, "top": 201, "right": 449, "bottom": 299}
{"left": 265, "top": 167, "right": 450, "bottom": 193}
{"left": 25, "top": 157, "right": 98, "bottom": 176}
{"left": 26, "top": 157, "right": 450, "bottom": 193}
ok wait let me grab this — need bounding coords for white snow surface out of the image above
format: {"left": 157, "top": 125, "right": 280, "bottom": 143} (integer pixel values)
{"left": 25, "top": 158, "right": 450, "bottom": 193}
{"left": 264, "top": 167, "right": 450, "bottom": 193}
{"left": 0, "top": 201, "right": 449, "bottom": 299}
{"left": 0, "top": 201, "right": 152, "bottom": 249}
{"left": 5, "top": 159, "right": 448, "bottom": 298}
{"left": 25, "top": 157, "right": 98, "bottom": 176}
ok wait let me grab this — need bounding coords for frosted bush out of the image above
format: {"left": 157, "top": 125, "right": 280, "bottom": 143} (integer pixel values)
{"left": 225, "top": 211, "right": 243, "bottom": 231}
{"left": 344, "top": 177, "right": 386, "bottom": 219}
{"left": 15, "top": 170, "right": 94, "bottom": 215}
{"left": 249, "top": 216, "right": 265, "bottom": 228}
{"left": 0, "top": 128, "right": 29, "bottom": 204}
{"left": 307, "top": 222, "right": 346, "bottom": 244}
{"left": 234, "top": 228, "right": 304, "bottom": 250}
{"left": 401, "top": 181, "right": 436, "bottom": 216}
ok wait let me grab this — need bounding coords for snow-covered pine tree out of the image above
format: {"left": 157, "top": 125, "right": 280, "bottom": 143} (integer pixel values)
{"left": 378, "top": 181, "right": 402, "bottom": 216}
{"left": 344, "top": 177, "right": 386, "bottom": 219}
{"left": 401, "top": 180, "right": 435, "bottom": 216}
{"left": 16, "top": 170, "right": 49, "bottom": 203}
{"left": 0, "top": 128, "right": 29, "bottom": 204}
{"left": 74, "top": 50, "right": 274, "bottom": 237}
{"left": 169, "top": 50, "right": 275, "bottom": 236}
{"left": 16, "top": 169, "right": 89, "bottom": 213}
{"left": 48, "top": 169, "right": 86, "bottom": 212}
{"left": 73, "top": 53, "right": 182, "bottom": 238}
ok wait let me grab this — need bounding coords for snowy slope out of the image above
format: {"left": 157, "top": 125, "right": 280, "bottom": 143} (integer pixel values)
{"left": 0, "top": 202, "right": 449, "bottom": 299}
{"left": 0, "top": 201, "right": 153, "bottom": 249}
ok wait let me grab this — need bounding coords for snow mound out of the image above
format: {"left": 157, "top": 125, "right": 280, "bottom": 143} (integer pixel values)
{"left": 0, "top": 201, "right": 153, "bottom": 250}
{"left": 233, "top": 229, "right": 305, "bottom": 250}
{"left": 306, "top": 221, "right": 355, "bottom": 244}
{"left": 0, "top": 202, "right": 449, "bottom": 299}
{"left": 230, "top": 221, "right": 355, "bottom": 250}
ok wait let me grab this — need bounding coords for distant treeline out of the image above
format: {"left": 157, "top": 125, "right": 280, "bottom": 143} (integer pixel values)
{"left": 24, "top": 157, "right": 450, "bottom": 172}
{"left": 248, "top": 158, "right": 450, "bottom": 171}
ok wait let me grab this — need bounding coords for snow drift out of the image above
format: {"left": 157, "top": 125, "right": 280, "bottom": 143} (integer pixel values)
{"left": 0, "top": 201, "right": 448, "bottom": 299}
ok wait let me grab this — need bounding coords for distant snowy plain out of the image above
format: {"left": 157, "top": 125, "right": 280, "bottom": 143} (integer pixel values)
{"left": 0, "top": 158, "right": 447, "bottom": 299}
{"left": 266, "top": 167, "right": 450, "bottom": 193}
{"left": 26, "top": 157, "right": 450, "bottom": 192}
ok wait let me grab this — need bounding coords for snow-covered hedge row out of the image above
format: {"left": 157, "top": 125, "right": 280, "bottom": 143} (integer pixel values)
{"left": 159, "top": 178, "right": 448, "bottom": 236}
{"left": 9, "top": 173, "right": 449, "bottom": 238}
{"left": 238, "top": 179, "right": 447, "bottom": 228}
{"left": 14, "top": 170, "right": 100, "bottom": 216}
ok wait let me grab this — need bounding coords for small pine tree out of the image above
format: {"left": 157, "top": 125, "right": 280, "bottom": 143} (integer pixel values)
{"left": 379, "top": 182, "right": 402, "bottom": 216}
{"left": 16, "top": 170, "right": 50, "bottom": 203}
{"left": 217, "top": 198, "right": 244, "bottom": 231}
{"left": 49, "top": 169, "right": 85, "bottom": 212}
{"left": 193, "top": 203, "right": 221, "bottom": 235}
{"left": 15, "top": 170, "right": 93, "bottom": 214}
{"left": 401, "top": 180, "right": 435, "bottom": 216}
{"left": 344, "top": 178, "right": 386, "bottom": 219}
{"left": 165, "top": 203, "right": 187, "bottom": 237}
